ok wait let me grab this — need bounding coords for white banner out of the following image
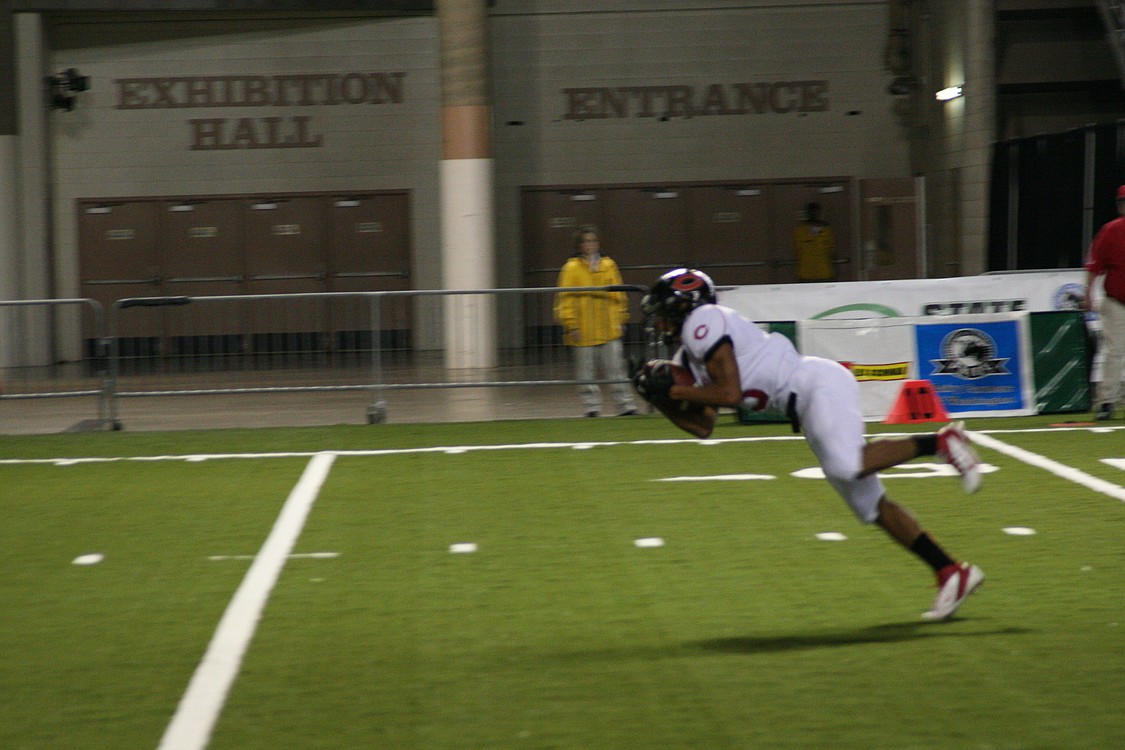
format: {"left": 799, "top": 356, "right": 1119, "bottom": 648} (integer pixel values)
{"left": 796, "top": 313, "right": 1035, "bottom": 421}
{"left": 721, "top": 270, "right": 1085, "bottom": 322}
{"left": 797, "top": 317, "right": 918, "bottom": 420}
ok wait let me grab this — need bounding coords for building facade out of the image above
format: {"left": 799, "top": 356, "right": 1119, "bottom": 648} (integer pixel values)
{"left": 2, "top": 0, "right": 1114, "bottom": 365}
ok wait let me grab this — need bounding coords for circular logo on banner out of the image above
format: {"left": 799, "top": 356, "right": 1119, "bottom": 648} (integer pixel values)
{"left": 1052, "top": 283, "right": 1084, "bottom": 311}
{"left": 693, "top": 324, "right": 709, "bottom": 340}
{"left": 930, "top": 328, "right": 1010, "bottom": 380}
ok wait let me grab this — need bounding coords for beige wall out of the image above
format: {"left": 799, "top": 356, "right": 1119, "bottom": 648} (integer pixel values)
{"left": 48, "top": 16, "right": 443, "bottom": 299}
{"left": 489, "top": 2, "right": 912, "bottom": 285}
{"left": 41, "top": 3, "right": 935, "bottom": 306}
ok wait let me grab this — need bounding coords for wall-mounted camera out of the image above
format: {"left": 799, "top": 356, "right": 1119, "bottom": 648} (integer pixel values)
{"left": 47, "top": 68, "right": 91, "bottom": 111}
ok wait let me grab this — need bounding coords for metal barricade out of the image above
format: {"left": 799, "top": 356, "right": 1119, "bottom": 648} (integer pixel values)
{"left": 0, "top": 298, "right": 112, "bottom": 430}
{"left": 104, "top": 286, "right": 650, "bottom": 427}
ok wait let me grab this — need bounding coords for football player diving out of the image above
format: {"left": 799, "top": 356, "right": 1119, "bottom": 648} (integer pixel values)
{"left": 632, "top": 268, "right": 985, "bottom": 621}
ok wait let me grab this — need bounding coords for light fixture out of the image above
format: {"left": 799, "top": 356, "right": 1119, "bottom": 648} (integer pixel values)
{"left": 935, "top": 85, "right": 963, "bottom": 102}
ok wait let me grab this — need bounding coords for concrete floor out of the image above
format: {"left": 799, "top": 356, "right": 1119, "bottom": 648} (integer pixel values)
{"left": 0, "top": 384, "right": 625, "bottom": 434}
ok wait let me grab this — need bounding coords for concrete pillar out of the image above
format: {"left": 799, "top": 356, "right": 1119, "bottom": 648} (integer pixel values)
{"left": 16, "top": 14, "right": 50, "bottom": 303}
{"left": 0, "top": 13, "right": 54, "bottom": 368}
{"left": 0, "top": 135, "right": 17, "bottom": 370}
{"left": 961, "top": 0, "right": 995, "bottom": 276}
{"left": 437, "top": 0, "right": 496, "bottom": 370}
{"left": 16, "top": 13, "right": 55, "bottom": 365}
{"left": 0, "top": 5, "right": 16, "bottom": 296}
{"left": 0, "top": 7, "right": 19, "bottom": 368}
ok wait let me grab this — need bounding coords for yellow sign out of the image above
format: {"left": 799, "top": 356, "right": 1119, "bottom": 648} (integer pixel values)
{"left": 846, "top": 362, "right": 910, "bottom": 381}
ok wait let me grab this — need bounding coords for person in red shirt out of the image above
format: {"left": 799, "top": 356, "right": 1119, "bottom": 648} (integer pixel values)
{"left": 1084, "top": 185, "right": 1125, "bottom": 420}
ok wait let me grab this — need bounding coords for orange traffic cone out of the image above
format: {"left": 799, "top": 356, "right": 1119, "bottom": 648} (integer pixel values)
{"left": 883, "top": 380, "right": 949, "bottom": 424}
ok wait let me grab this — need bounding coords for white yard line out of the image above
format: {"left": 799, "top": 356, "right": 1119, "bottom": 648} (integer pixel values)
{"left": 969, "top": 431, "right": 1125, "bottom": 503}
{"left": 5, "top": 429, "right": 1121, "bottom": 508}
{"left": 157, "top": 452, "right": 336, "bottom": 750}
{"left": 0, "top": 436, "right": 809, "bottom": 466}
{"left": 2, "top": 426, "right": 1120, "bottom": 467}
{"left": 207, "top": 551, "right": 339, "bottom": 561}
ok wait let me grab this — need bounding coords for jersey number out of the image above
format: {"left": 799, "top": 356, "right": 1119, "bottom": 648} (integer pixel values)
{"left": 742, "top": 389, "right": 769, "bottom": 411}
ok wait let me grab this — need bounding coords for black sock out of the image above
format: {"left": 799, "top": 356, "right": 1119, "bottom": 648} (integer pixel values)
{"left": 914, "top": 434, "right": 938, "bottom": 456}
{"left": 909, "top": 533, "right": 955, "bottom": 572}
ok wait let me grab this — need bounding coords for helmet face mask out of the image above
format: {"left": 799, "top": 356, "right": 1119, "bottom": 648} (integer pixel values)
{"left": 641, "top": 268, "right": 717, "bottom": 345}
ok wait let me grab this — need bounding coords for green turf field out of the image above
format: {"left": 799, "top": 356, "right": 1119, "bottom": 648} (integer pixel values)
{"left": 1, "top": 415, "right": 1122, "bottom": 749}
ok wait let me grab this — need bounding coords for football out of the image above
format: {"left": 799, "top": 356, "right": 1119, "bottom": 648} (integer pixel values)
{"left": 642, "top": 359, "right": 697, "bottom": 406}
{"left": 638, "top": 359, "right": 710, "bottom": 429}
{"left": 668, "top": 361, "right": 697, "bottom": 389}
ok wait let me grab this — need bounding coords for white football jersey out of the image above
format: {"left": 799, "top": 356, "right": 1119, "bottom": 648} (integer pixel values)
{"left": 676, "top": 304, "right": 802, "bottom": 414}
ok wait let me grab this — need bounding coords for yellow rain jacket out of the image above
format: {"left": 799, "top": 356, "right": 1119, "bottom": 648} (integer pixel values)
{"left": 554, "top": 254, "right": 628, "bottom": 346}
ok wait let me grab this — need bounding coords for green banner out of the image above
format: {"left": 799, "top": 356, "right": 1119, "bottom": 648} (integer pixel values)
{"left": 1030, "top": 311, "right": 1090, "bottom": 414}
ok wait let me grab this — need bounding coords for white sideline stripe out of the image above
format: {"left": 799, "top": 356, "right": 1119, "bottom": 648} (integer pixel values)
{"left": 969, "top": 431, "right": 1125, "bottom": 502}
{"left": 207, "top": 552, "right": 339, "bottom": 561}
{"left": 3, "top": 426, "right": 1120, "bottom": 467}
{"left": 656, "top": 473, "right": 774, "bottom": 482}
{"left": 0, "top": 437, "right": 807, "bottom": 466}
{"left": 157, "top": 452, "right": 336, "bottom": 750}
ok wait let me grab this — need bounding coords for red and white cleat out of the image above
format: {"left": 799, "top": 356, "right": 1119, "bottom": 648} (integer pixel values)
{"left": 937, "top": 421, "right": 982, "bottom": 494}
{"left": 923, "top": 562, "right": 985, "bottom": 621}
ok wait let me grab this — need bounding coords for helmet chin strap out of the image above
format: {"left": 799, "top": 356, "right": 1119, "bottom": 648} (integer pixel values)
{"left": 642, "top": 312, "right": 681, "bottom": 351}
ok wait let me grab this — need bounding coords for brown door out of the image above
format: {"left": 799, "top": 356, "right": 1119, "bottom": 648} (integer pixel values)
{"left": 602, "top": 187, "right": 689, "bottom": 288}
{"left": 244, "top": 196, "right": 326, "bottom": 290}
{"left": 686, "top": 185, "right": 774, "bottom": 287}
{"left": 77, "top": 201, "right": 162, "bottom": 342}
{"left": 160, "top": 200, "right": 244, "bottom": 296}
{"left": 521, "top": 188, "right": 607, "bottom": 337}
{"left": 326, "top": 193, "right": 412, "bottom": 348}
{"left": 860, "top": 178, "right": 918, "bottom": 281}
{"left": 521, "top": 188, "right": 606, "bottom": 287}
{"left": 159, "top": 199, "right": 245, "bottom": 353}
{"left": 243, "top": 197, "right": 328, "bottom": 345}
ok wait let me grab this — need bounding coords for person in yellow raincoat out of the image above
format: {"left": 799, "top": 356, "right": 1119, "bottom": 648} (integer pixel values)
{"left": 554, "top": 225, "right": 638, "bottom": 417}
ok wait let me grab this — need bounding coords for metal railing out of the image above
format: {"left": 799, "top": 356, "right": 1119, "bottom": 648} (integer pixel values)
{"left": 0, "top": 298, "right": 113, "bottom": 428}
{"left": 90, "top": 285, "right": 649, "bottom": 428}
